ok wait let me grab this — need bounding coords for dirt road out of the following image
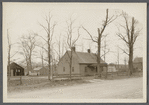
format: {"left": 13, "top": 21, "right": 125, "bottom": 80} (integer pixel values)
{"left": 7, "top": 77, "right": 143, "bottom": 99}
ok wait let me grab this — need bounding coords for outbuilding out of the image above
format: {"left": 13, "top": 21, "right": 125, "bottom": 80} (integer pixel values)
{"left": 8, "top": 62, "right": 24, "bottom": 76}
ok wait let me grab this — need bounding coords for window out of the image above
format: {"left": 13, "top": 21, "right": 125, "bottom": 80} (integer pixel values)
{"left": 72, "top": 67, "right": 74, "bottom": 72}
{"left": 85, "top": 67, "right": 87, "bottom": 72}
{"left": 63, "top": 67, "right": 65, "bottom": 72}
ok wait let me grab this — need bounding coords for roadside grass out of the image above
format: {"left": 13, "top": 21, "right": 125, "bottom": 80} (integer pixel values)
{"left": 8, "top": 76, "right": 49, "bottom": 86}
{"left": 100, "top": 71, "right": 143, "bottom": 80}
{"left": 8, "top": 72, "right": 143, "bottom": 93}
{"left": 8, "top": 78, "right": 89, "bottom": 93}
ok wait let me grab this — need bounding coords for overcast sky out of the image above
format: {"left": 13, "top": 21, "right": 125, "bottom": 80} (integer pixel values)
{"left": 3, "top": 3, "right": 146, "bottom": 65}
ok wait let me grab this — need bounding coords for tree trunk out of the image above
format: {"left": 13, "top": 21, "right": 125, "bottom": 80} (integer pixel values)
{"left": 97, "top": 28, "right": 101, "bottom": 78}
{"left": 29, "top": 57, "right": 32, "bottom": 72}
{"left": 8, "top": 58, "right": 10, "bottom": 82}
{"left": 128, "top": 45, "right": 133, "bottom": 76}
{"left": 69, "top": 51, "right": 72, "bottom": 81}
{"left": 26, "top": 62, "right": 29, "bottom": 75}
{"left": 8, "top": 45, "right": 11, "bottom": 82}
{"left": 48, "top": 45, "right": 52, "bottom": 80}
{"left": 42, "top": 55, "right": 44, "bottom": 67}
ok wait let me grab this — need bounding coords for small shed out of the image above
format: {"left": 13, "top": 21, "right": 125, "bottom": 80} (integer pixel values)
{"left": 133, "top": 57, "right": 143, "bottom": 71}
{"left": 39, "top": 67, "right": 48, "bottom": 76}
{"left": 33, "top": 67, "right": 42, "bottom": 75}
{"left": 108, "top": 63, "right": 117, "bottom": 72}
{"left": 8, "top": 62, "right": 24, "bottom": 76}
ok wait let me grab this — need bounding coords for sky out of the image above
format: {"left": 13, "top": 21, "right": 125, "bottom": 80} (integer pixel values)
{"left": 3, "top": 3, "right": 146, "bottom": 66}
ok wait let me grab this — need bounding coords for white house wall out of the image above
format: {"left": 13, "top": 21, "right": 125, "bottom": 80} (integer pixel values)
{"left": 57, "top": 52, "right": 80, "bottom": 75}
{"left": 80, "top": 65, "right": 86, "bottom": 76}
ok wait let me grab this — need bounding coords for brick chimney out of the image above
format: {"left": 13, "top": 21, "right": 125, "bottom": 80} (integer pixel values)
{"left": 87, "top": 49, "right": 91, "bottom": 53}
{"left": 71, "top": 47, "right": 75, "bottom": 52}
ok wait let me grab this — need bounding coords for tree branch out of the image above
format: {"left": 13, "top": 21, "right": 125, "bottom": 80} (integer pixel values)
{"left": 116, "top": 33, "right": 129, "bottom": 44}
{"left": 100, "top": 49, "right": 110, "bottom": 58}
{"left": 10, "top": 51, "right": 19, "bottom": 58}
{"left": 82, "top": 26, "right": 98, "bottom": 43}
{"left": 34, "top": 33, "right": 47, "bottom": 42}
{"left": 72, "top": 27, "right": 81, "bottom": 46}
{"left": 118, "top": 46, "right": 129, "bottom": 56}
{"left": 50, "top": 22, "right": 56, "bottom": 43}
{"left": 38, "top": 22, "right": 49, "bottom": 35}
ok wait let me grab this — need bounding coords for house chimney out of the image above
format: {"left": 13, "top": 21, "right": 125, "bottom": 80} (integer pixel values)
{"left": 71, "top": 47, "right": 75, "bottom": 52}
{"left": 88, "top": 49, "right": 91, "bottom": 53}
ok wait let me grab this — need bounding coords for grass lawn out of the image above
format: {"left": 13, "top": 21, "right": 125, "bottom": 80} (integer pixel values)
{"left": 101, "top": 71, "right": 143, "bottom": 80}
{"left": 7, "top": 72, "right": 143, "bottom": 93}
{"left": 8, "top": 77, "right": 89, "bottom": 93}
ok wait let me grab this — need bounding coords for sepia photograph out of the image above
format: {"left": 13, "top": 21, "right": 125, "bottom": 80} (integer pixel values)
{"left": 3, "top": 2, "right": 147, "bottom": 103}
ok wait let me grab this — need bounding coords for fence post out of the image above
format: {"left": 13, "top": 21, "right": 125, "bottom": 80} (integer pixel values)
{"left": 20, "top": 76, "right": 22, "bottom": 85}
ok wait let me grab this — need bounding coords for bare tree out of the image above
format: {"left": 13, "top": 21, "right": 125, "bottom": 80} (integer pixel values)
{"left": 82, "top": 9, "right": 117, "bottom": 78}
{"left": 101, "top": 37, "right": 110, "bottom": 79}
{"left": 7, "top": 29, "right": 11, "bottom": 82}
{"left": 7, "top": 29, "right": 19, "bottom": 82}
{"left": 65, "top": 17, "right": 81, "bottom": 80}
{"left": 55, "top": 34, "right": 62, "bottom": 61}
{"left": 39, "top": 46, "right": 44, "bottom": 68}
{"left": 62, "top": 38, "right": 65, "bottom": 56}
{"left": 19, "top": 33, "right": 36, "bottom": 75}
{"left": 103, "top": 39, "right": 106, "bottom": 62}
{"left": 116, "top": 12, "right": 141, "bottom": 76}
{"left": 124, "top": 57, "right": 127, "bottom": 70}
{"left": 36, "top": 11, "right": 56, "bottom": 80}
{"left": 50, "top": 43, "right": 59, "bottom": 76}
{"left": 117, "top": 45, "right": 120, "bottom": 71}
{"left": 101, "top": 36, "right": 110, "bottom": 62}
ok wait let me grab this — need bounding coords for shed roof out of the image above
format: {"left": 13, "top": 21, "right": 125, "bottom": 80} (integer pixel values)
{"left": 9, "top": 62, "right": 24, "bottom": 70}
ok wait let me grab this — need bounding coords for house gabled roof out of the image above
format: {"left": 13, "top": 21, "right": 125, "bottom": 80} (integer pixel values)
{"left": 66, "top": 51, "right": 106, "bottom": 64}
{"left": 134, "top": 57, "right": 143, "bottom": 63}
